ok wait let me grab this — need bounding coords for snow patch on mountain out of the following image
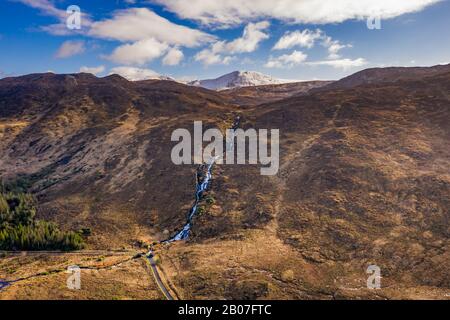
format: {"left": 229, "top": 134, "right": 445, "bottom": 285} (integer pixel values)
{"left": 109, "top": 67, "right": 175, "bottom": 82}
{"left": 189, "top": 71, "right": 299, "bottom": 90}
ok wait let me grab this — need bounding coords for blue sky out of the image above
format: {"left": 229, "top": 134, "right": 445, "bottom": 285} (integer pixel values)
{"left": 0, "top": 0, "right": 449, "bottom": 81}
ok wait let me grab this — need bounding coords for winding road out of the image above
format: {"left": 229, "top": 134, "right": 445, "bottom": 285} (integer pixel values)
{"left": 146, "top": 251, "right": 174, "bottom": 300}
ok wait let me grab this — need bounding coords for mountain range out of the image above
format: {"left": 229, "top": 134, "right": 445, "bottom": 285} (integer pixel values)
{"left": 106, "top": 70, "right": 302, "bottom": 91}
{"left": 188, "top": 70, "right": 300, "bottom": 90}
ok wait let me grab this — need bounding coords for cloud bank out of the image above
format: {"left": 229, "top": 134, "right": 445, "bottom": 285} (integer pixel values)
{"left": 153, "top": 0, "right": 441, "bottom": 27}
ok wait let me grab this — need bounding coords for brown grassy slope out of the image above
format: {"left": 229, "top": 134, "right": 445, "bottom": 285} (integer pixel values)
{"left": 0, "top": 73, "right": 240, "bottom": 248}
{"left": 220, "top": 81, "right": 332, "bottom": 106}
{"left": 158, "top": 71, "right": 449, "bottom": 299}
{"left": 319, "top": 63, "right": 450, "bottom": 91}
{"left": 0, "top": 252, "right": 161, "bottom": 300}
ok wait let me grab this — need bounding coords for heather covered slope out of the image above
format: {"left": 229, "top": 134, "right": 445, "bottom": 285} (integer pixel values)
{"left": 259, "top": 71, "right": 450, "bottom": 288}
{"left": 0, "top": 73, "right": 240, "bottom": 248}
{"left": 161, "top": 69, "right": 450, "bottom": 299}
{"left": 220, "top": 81, "right": 332, "bottom": 106}
{"left": 320, "top": 63, "right": 450, "bottom": 90}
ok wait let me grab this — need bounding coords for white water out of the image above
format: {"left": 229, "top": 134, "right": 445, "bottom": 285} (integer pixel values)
{"left": 163, "top": 117, "right": 240, "bottom": 243}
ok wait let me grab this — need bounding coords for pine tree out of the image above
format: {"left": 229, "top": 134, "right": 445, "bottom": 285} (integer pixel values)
{"left": 0, "top": 183, "right": 85, "bottom": 251}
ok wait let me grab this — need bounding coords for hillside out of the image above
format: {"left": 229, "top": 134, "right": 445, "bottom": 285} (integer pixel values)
{"left": 0, "top": 72, "right": 238, "bottom": 248}
{"left": 159, "top": 68, "right": 449, "bottom": 299}
{"left": 221, "top": 81, "right": 333, "bottom": 106}
{"left": 320, "top": 64, "right": 450, "bottom": 90}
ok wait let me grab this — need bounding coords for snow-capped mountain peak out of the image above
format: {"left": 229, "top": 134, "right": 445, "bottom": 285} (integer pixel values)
{"left": 189, "top": 71, "right": 289, "bottom": 90}
{"left": 108, "top": 67, "right": 175, "bottom": 82}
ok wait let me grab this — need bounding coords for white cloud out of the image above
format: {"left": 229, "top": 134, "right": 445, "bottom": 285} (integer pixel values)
{"left": 90, "top": 8, "right": 215, "bottom": 66}
{"left": 89, "top": 8, "right": 214, "bottom": 47}
{"left": 265, "top": 50, "right": 308, "bottom": 68}
{"left": 273, "top": 28, "right": 353, "bottom": 61}
{"left": 109, "top": 66, "right": 161, "bottom": 81}
{"left": 107, "top": 38, "right": 169, "bottom": 65}
{"left": 268, "top": 30, "right": 362, "bottom": 69}
{"left": 40, "top": 23, "right": 74, "bottom": 36}
{"left": 273, "top": 28, "right": 351, "bottom": 59}
{"left": 55, "top": 40, "right": 85, "bottom": 58}
{"left": 195, "top": 22, "right": 269, "bottom": 66}
{"left": 306, "top": 58, "right": 368, "bottom": 69}
{"left": 163, "top": 47, "right": 184, "bottom": 66}
{"left": 16, "top": 0, "right": 67, "bottom": 20}
{"left": 153, "top": 0, "right": 441, "bottom": 27}
{"left": 322, "top": 36, "right": 351, "bottom": 59}
{"left": 194, "top": 48, "right": 234, "bottom": 66}
{"left": 79, "top": 65, "right": 105, "bottom": 75}
{"left": 273, "top": 29, "right": 323, "bottom": 50}
{"left": 225, "top": 21, "right": 270, "bottom": 53}
{"left": 17, "top": 0, "right": 93, "bottom": 35}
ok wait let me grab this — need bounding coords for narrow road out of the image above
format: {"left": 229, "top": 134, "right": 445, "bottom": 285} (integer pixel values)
{"left": 146, "top": 252, "right": 174, "bottom": 300}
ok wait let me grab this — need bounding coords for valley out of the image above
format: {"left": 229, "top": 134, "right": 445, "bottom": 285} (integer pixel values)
{"left": 0, "top": 65, "right": 449, "bottom": 300}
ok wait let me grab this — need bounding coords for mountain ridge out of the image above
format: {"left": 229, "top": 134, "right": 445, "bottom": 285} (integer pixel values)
{"left": 320, "top": 63, "right": 450, "bottom": 90}
{"left": 188, "top": 70, "right": 300, "bottom": 91}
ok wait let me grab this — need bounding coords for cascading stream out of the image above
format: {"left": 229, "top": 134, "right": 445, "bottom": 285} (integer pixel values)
{"left": 145, "top": 117, "right": 241, "bottom": 300}
{"left": 162, "top": 116, "right": 241, "bottom": 244}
